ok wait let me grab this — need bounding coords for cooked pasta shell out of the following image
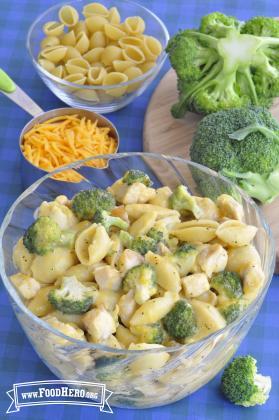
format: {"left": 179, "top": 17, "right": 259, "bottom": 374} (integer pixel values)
{"left": 124, "top": 66, "right": 143, "bottom": 92}
{"left": 194, "top": 197, "right": 219, "bottom": 221}
{"left": 13, "top": 237, "right": 34, "bottom": 275}
{"left": 103, "top": 72, "right": 128, "bottom": 97}
{"left": 85, "top": 15, "right": 108, "bottom": 33}
{"left": 243, "top": 265, "right": 264, "bottom": 296}
{"left": 125, "top": 204, "right": 179, "bottom": 220}
{"left": 104, "top": 23, "right": 126, "bottom": 40}
{"left": 43, "top": 21, "right": 64, "bottom": 37}
{"left": 75, "top": 31, "right": 90, "bottom": 54}
{"left": 129, "top": 344, "right": 170, "bottom": 374}
{"left": 216, "top": 220, "right": 257, "bottom": 247}
{"left": 59, "top": 5, "right": 79, "bottom": 27}
{"left": 123, "top": 45, "right": 145, "bottom": 64}
{"left": 216, "top": 194, "right": 244, "bottom": 221}
{"left": 38, "top": 58, "right": 56, "bottom": 72}
{"left": 89, "top": 31, "right": 106, "bottom": 48}
{"left": 40, "top": 36, "right": 60, "bottom": 49}
{"left": 112, "top": 59, "right": 134, "bottom": 72}
{"left": 82, "top": 2, "right": 109, "bottom": 18}
{"left": 171, "top": 226, "right": 217, "bottom": 243}
{"left": 64, "top": 46, "right": 81, "bottom": 61}
{"left": 50, "top": 65, "right": 65, "bottom": 78}
{"left": 83, "top": 47, "right": 104, "bottom": 63}
{"left": 108, "top": 7, "right": 121, "bottom": 24}
{"left": 142, "top": 35, "right": 163, "bottom": 60}
{"left": 124, "top": 16, "right": 145, "bottom": 35}
{"left": 64, "top": 73, "right": 87, "bottom": 84}
{"left": 60, "top": 30, "right": 76, "bottom": 46}
{"left": 65, "top": 57, "right": 90, "bottom": 75}
{"left": 118, "top": 36, "right": 144, "bottom": 49}
{"left": 75, "top": 224, "right": 112, "bottom": 265}
{"left": 87, "top": 66, "right": 107, "bottom": 84}
{"left": 73, "top": 20, "right": 89, "bottom": 37}
{"left": 101, "top": 45, "right": 123, "bottom": 66}
{"left": 227, "top": 245, "right": 261, "bottom": 276}
{"left": 41, "top": 45, "right": 67, "bottom": 63}
{"left": 173, "top": 219, "right": 219, "bottom": 230}
{"left": 139, "top": 61, "right": 156, "bottom": 73}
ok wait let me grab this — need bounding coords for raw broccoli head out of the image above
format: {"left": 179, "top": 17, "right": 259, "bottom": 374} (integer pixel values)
{"left": 221, "top": 355, "right": 271, "bottom": 407}
{"left": 122, "top": 263, "right": 157, "bottom": 305}
{"left": 71, "top": 188, "right": 116, "bottom": 221}
{"left": 169, "top": 244, "right": 198, "bottom": 276}
{"left": 122, "top": 170, "right": 152, "bottom": 186}
{"left": 218, "top": 301, "right": 245, "bottom": 324}
{"left": 169, "top": 185, "right": 201, "bottom": 216}
{"left": 130, "top": 323, "right": 166, "bottom": 344}
{"left": 211, "top": 271, "right": 243, "bottom": 301}
{"left": 48, "top": 276, "right": 94, "bottom": 314}
{"left": 163, "top": 299, "right": 197, "bottom": 340}
{"left": 23, "top": 216, "right": 74, "bottom": 256}
{"left": 130, "top": 235, "right": 158, "bottom": 255}
{"left": 190, "top": 107, "right": 279, "bottom": 203}
{"left": 93, "top": 209, "right": 129, "bottom": 232}
{"left": 168, "top": 12, "right": 279, "bottom": 116}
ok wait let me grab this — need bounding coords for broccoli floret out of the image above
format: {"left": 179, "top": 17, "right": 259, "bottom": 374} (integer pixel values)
{"left": 122, "top": 170, "right": 153, "bottom": 187}
{"left": 190, "top": 107, "right": 279, "bottom": 203}
{"left": 122, "top": 263, "right": 157, "bottom": 305}
{"left": 48, "top": 276, "right": 94, "bottom": 314}
{"left": 93, "top": 209, "right": 129, "bottom": 231}
{"left": 130, "top": 323, "right": 166, "bottom": 344}
{"left": 211, "top": 271, "right": 243, "bottom": 301}
{"left": 169, "top": 244, "right": 198, "bottom": 276}
{"left": 71, "top": 188, "right": 115, "bottom": 221}
{"left": 169, "top": 185, "right": 201, "bottom": 216}
{"left": 218, "top": 301, "right": 245, "bottom": 324}
{"left": 130, "top": 235, "right": 158, "bottom": 255}
{"left": 221, "top": 355, "right": 272, "bottom": 407}
{"left": 23, "top": 216, "right": 75, "bottom": 256}
{"left": 147, "top": 227, "right": 165, "bottom": 244}
{"left": 119, "top": 230, "right": 133, "bottom": 248}
{"left": 167, "top": 12, "right": 279, "bottom": 116}
{"left": 163, "top": 299, "right": 197, "bottom": 340}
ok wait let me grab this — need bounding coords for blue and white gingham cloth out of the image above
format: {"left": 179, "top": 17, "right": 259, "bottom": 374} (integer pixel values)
{"left": 0, "top": 1, "right": 279, "bottom": 419}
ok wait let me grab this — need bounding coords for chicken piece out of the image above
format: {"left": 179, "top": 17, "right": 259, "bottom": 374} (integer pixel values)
{"left": 10, "top": 273, "right": 40, "bottom": 300}
{"left": 197, "top": 244, "right": 228, "bottom": 277}
{"left": 216, "top": 194, "right": 244, "bottom": 221}
{"left": 118, "top": 249, "right": 144, "bottom": 273}
{"left": 194, "top": 197, "right": 219, "bottom": 220}
{"left": 94, "top": 265, "right": 122, "bottom": 291}
{"left": 82, "top": 306, "right": 116, "bottom": 341}
{"left": 196, "top": 290, "right": 218, "bottom": 306}
{"left": 118, "top": 290, "right": 138, "bottom": 327}
{"left": 182, "top": 273, "right": 210, "bottom": 298}
{"left": 38, "top": 200, "right": 78, "bottom": 230}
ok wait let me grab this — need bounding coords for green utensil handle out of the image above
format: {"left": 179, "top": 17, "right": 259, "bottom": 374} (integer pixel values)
{"left": 0, "top": 68, "right": 16, "bottom": 93}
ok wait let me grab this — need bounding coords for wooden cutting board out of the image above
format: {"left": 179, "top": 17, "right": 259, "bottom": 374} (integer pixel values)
{"left": 143, "top": 69, "right": 279, "bottom": 272}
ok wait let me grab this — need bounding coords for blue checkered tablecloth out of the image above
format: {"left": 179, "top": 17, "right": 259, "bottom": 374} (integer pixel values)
{"left": 0, "top": 1, "right": 279, "bottom": 419}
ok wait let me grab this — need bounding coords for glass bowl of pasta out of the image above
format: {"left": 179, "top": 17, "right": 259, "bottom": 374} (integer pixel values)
{"left": 0, "top": 153, "right": 275, "bottom": 408}
{"left": 26, "top": 1, "right": 169, "bottom": 113}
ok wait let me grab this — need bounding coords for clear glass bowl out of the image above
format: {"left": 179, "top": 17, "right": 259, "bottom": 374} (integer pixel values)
{"left": 26, "top": 0, "right": 169, "bottom": 113}
{"left": 0, "top": 153, "right": 275, "bottom": 408}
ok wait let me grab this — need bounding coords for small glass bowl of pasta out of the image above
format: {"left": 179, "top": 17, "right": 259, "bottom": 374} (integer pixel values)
{"left": 26, "top": 1, "right": 169, "bottom": 113}
{"left": 0, "top": 153, "right": 275, "bottom": 408}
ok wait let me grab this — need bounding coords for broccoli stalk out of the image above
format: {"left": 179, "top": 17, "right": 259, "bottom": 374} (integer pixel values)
{"left": 221, "top": 356, "right": 272, "bottom": 407}
{"left": 122, "top": 170, "right": 153, "bottom": 186}
{"left": 23, "top": 216, "right": 75, "bottom": 256}
{"left": 71, "top": 188, "right": 115, "bottom": 221}
{"left": 123, "top": 263, "right": 157, "bottom": 305}
{"left": 93, "top": 209, "right": 129, "bottom": 231}
{"left": 48, "top": 276, "right": 94, "bottom": 314}
{"left": 163, "top": 299, "right": 197, "bottom": 340}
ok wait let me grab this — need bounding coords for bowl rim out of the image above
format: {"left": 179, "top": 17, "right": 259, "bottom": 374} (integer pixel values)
{"left": 26, "top": 0, "right": 170, "bottom": 91}
{"left": 0, "top": 152, "right": 275, "bottom": 355}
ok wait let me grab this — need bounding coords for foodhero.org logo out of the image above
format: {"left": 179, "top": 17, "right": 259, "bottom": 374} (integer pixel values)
{"left": 6, "top": 380, "right": 113, "bottom": 414}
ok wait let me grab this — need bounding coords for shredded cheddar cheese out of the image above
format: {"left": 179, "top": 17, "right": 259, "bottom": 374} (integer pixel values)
{"left": 21, "top": 114, "right": 117, "bottom": 182}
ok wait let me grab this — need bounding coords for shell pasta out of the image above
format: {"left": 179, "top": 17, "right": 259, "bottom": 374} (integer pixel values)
{"left": 38, "top": 2, "right": 163, "bottom": 97}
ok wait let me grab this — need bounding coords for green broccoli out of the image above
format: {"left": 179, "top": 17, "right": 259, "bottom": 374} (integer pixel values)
{"left": 169, "top": 244, "right": 198, "bottom": 276}
{"left": 218, "top": 301, "right": 245, "bottom": 324}
{"left": 130, "top": 323, "right": 166, "bottom": 344}
{"left": 122, "top": 263, "right": 157, "bottom": 305}
{"left": 71, "top": 188, "right": 115, "bottom": 220}
{"left": 23, "top": 216, "right": 75, "bottom": 256}
{"left": 169, "top": 185, "right": 201, "bottom": 216}
{"left": 211, "top": 271, "right": 243, "bottom": 301}
{"left": 119, "top": 230, "right": 133, "bottom": 248}
{"left": 122, "top": 170, "right": 153, "bottom": 187}
{"left": 92, "top": 209, "right": 129, "bottom": 231}
{"left": 221, "top": 355, "right": 271, "bottom": 407}
{"left": 130, "top": 235, "right": 158, "bottom": 255}
{"left": 163, "top": 299, "right": 197, "bottom": 340}
{"left": 167, "top": 12, "right": 279, "bottom": 116}
{"left": 48, "top": 276, "right": 95, "bottom": 314}
{"left": 147, "top": 227, "right": 165, "bottom": 244}
{"left": 190, "top": 107, "right": 279, "bottom": 203}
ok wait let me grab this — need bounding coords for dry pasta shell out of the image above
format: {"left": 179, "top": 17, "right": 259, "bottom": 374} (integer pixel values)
{"left": 40, "top": 36, "right": 60, "bottom": 49}
{"left": 171, "top": 226, "right": 217, "bottom": 243}
{"left": 112, "top": 59, "right": 134, "bottom": 72}
{"left": 50, "top": 65, "right": 65, "bottom": 78}
{"left": 104, "top": 23, "right": 126, "bottom": 40}
{"left": 118, "top": 36, "right": 144, "bottom": 49}
{"left": 75, "top": 31, "right": 90, "bottom": 54}
{"left": 123, "top": 45, "right": 145, "bottom": 64}
{"left": 124, "top": 66, "right": 143, "bottom": 93}
{"left": 108, "top": 7, "right": 121, "bottom": 24}
{"left": 73, "top": 20, "right": 89, "bottom": 37}
{"left": 63, "top": 46, "right": 81, "bottom": 61}
{"left": 88, "top": 66, "right": 107, "bottom": 84}
{"left": 38, "top": 58, "right": 55, "bottom": 73}
{"left": 101, "top": 45, "right": 123, "bottom": 66}
{"left": 82, "top": 2, "right": 109, "bottom": 18}
{"left": 216, "top": 220, "right": 257, "bottom": 247}
{"left": 75, "top": 224, "right": 112, "bottom": 265}
{"left": 60, "top": 30, "right": 76, "bottom": 47}
{"left": 41, "top": 45, "right": 67, "bottom": 64}
{"left": 43, "top": 21, "right": 64, "bottom": 37}
{"left": 90, "top": 31, "right": 106, "bottom": 48}
{"left": 103, "top": 72, "right": 128, "bottom": 97}
{"left": 139, "top": 61, "right": 156, "bottom": 73}
{"left": 75, "top": 88, "right": 100, "bottom": 102}
{"left": 85, "top": 15, "right": 108, "bottom": 33}
{"left": 59, "top": 5, "right": 79, "bottom": 27}
{"left": 142, "top": 35, "right": 163, "bottom": 60}
{"left": 83, "top": 47, "right": 104, "bottom": 63}
{"left": 64, "top": 73, "right": 87, "bottom": 85}
{"left": 65, "top": 57, "right": 90, "bottom": 75}
{"left": 124, "top": 16, "right": 145, "bottom": 35}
